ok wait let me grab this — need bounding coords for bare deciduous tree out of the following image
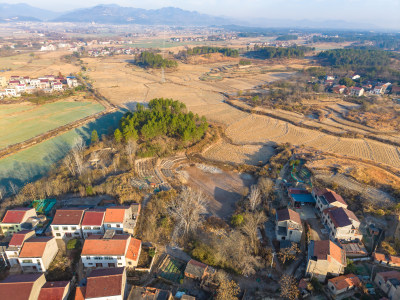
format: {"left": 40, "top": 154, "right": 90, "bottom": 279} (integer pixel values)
{"left": 280, "top": 274, "right": 300, "bottom": 300}
{"left": 278, "top": 242, "right": 300, "bottom": 264}
{"left": 63, "top": 154, "right": 76, "bottom": 176}
{"left": 258, "top": 177, "right": 274, "bottom": 199}
{"left": 0, "top": 186, "right": 5, "bottom": 201}
{"left": 9, "top": 181, "right": 19, "bottom": 196}
{"left": 248, "top": 185, "right": 261, "bottom": 211}
{"left": 169, "top": 187, "right": 208, "bottom": 238}
{"left": 125, "top": 139, "right": 137, "bottom": 167}
{"left": 215, "top": 271, "right": 240, "bottom": 300}
{"left": 242, "top": 211, "right": 267, "bottom": 254}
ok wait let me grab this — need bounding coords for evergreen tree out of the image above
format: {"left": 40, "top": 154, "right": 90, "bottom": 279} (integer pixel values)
{"left": 91, "top": 130, "right": 99, "bottom": 144}
{"left": 114, "top": 128, "right": 122, "bottom": 143}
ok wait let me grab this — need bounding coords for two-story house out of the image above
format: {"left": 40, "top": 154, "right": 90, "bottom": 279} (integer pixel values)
{"left": 75, "top": 267, "right": 127, "bottom": 300}
{"left": 322, "top": 207, "right": 362, "bottom": 241}
{"left": 103, "top": 207, "right": 130, "bottom": 234}
{"left": 5, "top": 230, "right": 35, "bottom": 266}
{"left": 374, "top": 271, "right": 400, "bottom": 299}
{"left": 275, "top": 208, "right": 303, "bottom": 243}
{"left": 312, "top": 188, "right": 348, "bottom": 214}
{"left": 51, "top": 209, "right": 86, "bottom": 240}
{"left": 18, "top": 237, "right": 58, "bottom": 273}
{"left": 81, "top": 233, "right": 141, "bottom": 269}
{"left": 81, "top": 210, "right": 106, "bottom": 239}
{"left": 306, "top": 240, "right": 346, "bottom": 281}
{"left": 0, "top": 208, "right": 37, "bottom": 236}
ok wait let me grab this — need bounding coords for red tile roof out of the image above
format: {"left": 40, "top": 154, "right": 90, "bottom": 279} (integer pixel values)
{"left": 74, "top": 286, "right": 86, "bottom": 300}
{"left": 329, "top": 274, "right": 360, "bottom": 290}
{"left": 104, "top": 207, "right": 127, "bottom": 223}
{"left": 312, "top": 240, "right": 345, "bottom": 265}
{"left": 389, "top": 255, "right": 400, "bottom": 266}
{"left": 52, "top": 209, "right": 85, "bottom": 225}
{"left": 0, "top": 273, "right": 43, "bottom": 300}
{"left": 126, "top": 238, "right": 141, "bottom": 261}
{"left": 373, "top": 252, "right": 387, "bottom": 262}
{"left": 8, "top": 230, "right": 35, "bottom": 247}
{"left": 276, "top": 208, "right": 302, "bottom": 225}
{"left": 315, "top": 188, "right": 347, "bottom": 206}
{"left": 81, "top": 235, "right": 129, "bottom": 256}
{"left": 19, "top": 237, "right": 53, "bottom": 258}
{"left": 85, "top": 267, "right": 125, "bottom": 299}
{"left": 38, "top": 281, "right": 69, "bottom": 300}
{"left": 2, "top": 208, "right": 33, "bottom": 224}
{"left": 81, "top": 210, "right": 105, "bottom": 226}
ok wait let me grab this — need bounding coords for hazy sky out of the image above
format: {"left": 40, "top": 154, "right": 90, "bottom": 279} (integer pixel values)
{"left": 3, "top": 0, "right": 400, "bottom": 29}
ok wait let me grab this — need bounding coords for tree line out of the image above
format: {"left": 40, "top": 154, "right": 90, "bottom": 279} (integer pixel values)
{"left": 185, "top": 46, "right": 239, "bottom": 57}
{"left": 276, "top": 34, "right": 298, "bottom": 41}
{"left": 135, "top": 51, "right": 178, "bottom": 69}
{"left": 249, "top": 45, "right": 314, "bottom": 59}
{"left": 115, "top": 98, "right": 208, "bottom": 143}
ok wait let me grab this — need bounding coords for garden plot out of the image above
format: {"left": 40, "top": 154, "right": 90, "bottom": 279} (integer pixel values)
{"left": 156, "top": 255, "right": 186, "bottom": 284}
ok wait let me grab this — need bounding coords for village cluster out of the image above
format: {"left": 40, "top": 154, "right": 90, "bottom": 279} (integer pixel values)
{"left": 274, "top": 186, "right": 400, "bottom": 299}
{"left": 0, "top": 199, "right": 210, "bottom": 300}
{"left": 323, "top": 75, "right": 397, "bottom": 97}
{"left": 0, "top": 75, "right": 79, "bottom": 99}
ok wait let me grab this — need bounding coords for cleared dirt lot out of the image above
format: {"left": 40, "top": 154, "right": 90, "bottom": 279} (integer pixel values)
{"left": 182, "top": 165, "right": 255, "bottom": 219}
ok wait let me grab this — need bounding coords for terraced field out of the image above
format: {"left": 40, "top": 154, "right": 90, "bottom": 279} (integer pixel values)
{"left": 0, "top": 101, "right": 104, "bottom": 149}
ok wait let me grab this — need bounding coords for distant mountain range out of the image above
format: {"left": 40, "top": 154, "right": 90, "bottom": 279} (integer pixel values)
{"left": 0, "top": 3, "right": 233, "bottom": 26}
{"left": 0, "top": 3, "right": 379, "bottom": 29}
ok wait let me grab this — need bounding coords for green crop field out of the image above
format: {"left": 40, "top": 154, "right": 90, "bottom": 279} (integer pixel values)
{"left": 0, "top": 110, "right": 125, "bottom": 189}
{"left": 0, "top": 101, "right": 105, "bottom": 150}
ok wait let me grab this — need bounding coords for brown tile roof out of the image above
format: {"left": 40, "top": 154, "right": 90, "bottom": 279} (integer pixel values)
{"left": 81, "top": 210, "right": 105, "bottom": 226}
{"left": 85, "top": 267, "right": 125, "bottom": 299}
{"left": 52, "top": 209, "right": 85, "bottom": 225}
{"left": 128, "top": 286, "right": 172, "bottom": 300}
{"left": 185, "top": 259, "right": 208, "bottom": 278}
{"left": 329, "top": 274, "right": 360, "bottom": 290}
{"left": 126, "top": 238, "right": 141, "bottom": 261}
{"left": 276, "top": 208, "right": 301, "bottom": 225}
{"left": 0, "top": 273, "right": 43, "bottom": 300}
{"left": 389, "top": 255, "right": 400, "bottom": 266}
{"left": 312, "top": 240, "right": 345, "bottom": 265}
{"left": 81, "top": 235, "right": 129, "bottom": 256}
{"left": 38, "top": 281, "right": 69, "bottom": 300}
{"left": 314, "top": 188, "right": 347, "bottom": 206}
{"left": 377, "top": 271, "right": 400, "bottom": 283}
{"left": 19, "top": 237, "right": 53, "bottom": 258}
{"left": 104, "top": 207, "right": 127, "bottom": 223}
{"left": 324, "top": 207, "right": 352, "bottom": 228}
{"left": 8, "top": 230, "right": 35, "bottom": 247}
{"left": 2, "top": 208, "right": 33, "bottom": 224}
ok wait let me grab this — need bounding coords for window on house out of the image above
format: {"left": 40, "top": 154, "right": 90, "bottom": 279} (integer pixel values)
{"left": 118, "top": 263, "right": 122, "bottom": 266}
{"left": 84, "top": 227, "right": 91, "bottom": 230}
{"left": 94, "top": 227, "right": 100, "bottom": 230}
{"left": 37, "top": 259, "right": 41, "bottom": 263}
{"left": 128, "top": 262, "right": 132, "bottom": 265}
{"left": 22, "top": 259, "right": 32, "bottom": 263}
{"left": 116, "top": 224, "right": 120, "bottom": 228}
{"left": 117, "top": 256, "right": 121, "bottom": 260}
{"left": 71, "top": 226, "right": 77, "bottom": 230}
{"left": 107, "top": 224, "right": 111, "bottom": 228}
{"left": 53, "top": 226, "right": 59, "bottom": 230}
{"left": 62, "top": 226, "right": 68, "bottom": 230}
{"left": 56, "top": 233, "right": 61, "bottom": 236}
{"left": 74, "top": 233, "right": 79, "bottom": 236}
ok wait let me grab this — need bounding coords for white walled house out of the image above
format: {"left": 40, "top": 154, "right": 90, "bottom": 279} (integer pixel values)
{"left": 5, "top": 88, "right": 18, "bottom": 97}
{"left": 103, "top": 207, "right": 129, "bottom": 234}
{"left": 0, "top": 207, "right": 37, "bottom": 236}
{"left": 18, "top": 237, "right": 58, "bottom": 273}
{"left": 52, "top": 82, "right": 63, "bottom": 91}
{"left": 51, "top": 209, "right": 86, "bottom": 240}
{"left": 312, "top": 188, "right": 348, "bottom": 214}
{"left": 328, "top": 274, "right": 360, "bottom": 296}
{"left": 322, "top": 207, "right": 362, "bottom": 241}
{"left": 275, "top": 208, "right": 303, "bottom": 243}
{"left": 81, "top": 233, "right": 142, "bottom": 269}
{"left": 81, "top": 210, "right": 105, "bottom": 239}
{"left": 75, "top": 267, "right": 127, "bottom": 300}
{"left": 5, "top": 230, "right": 35, "bottom": 266}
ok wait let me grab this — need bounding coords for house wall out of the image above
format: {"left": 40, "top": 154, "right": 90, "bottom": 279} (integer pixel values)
{"left": 30, "top": 274, "right": 46, "bottom": 300}
{"left": 375, "top": 273, "right": 391, "bottom": 294}
{"left": 19, "top": 257, "right": 45, "bottom": 272}
{"left": 51, "top": 224, "right": 82, "bottom": 239}
{"left": 306, "top": 259, "right": 344, "bottom": 282}
{"left": 327, "top": 281, "right": 347, "bottom": 295}
{"left": 82, "top": 226, "right": 104, "bottom": 238}
{"left": 103, "top": 223, "right": 124, "bottom": 234}
{"left": 5, "top": 249, "right": 20, "bottom": 266}
{"left": 82, "top": 255, "right": 126, "bottom": 268}
{"left": 0, "top": 223, "right": 22, "bottom": 236}
{"left": 389, "top": 284, "right": 400, "bottom": 300}
{"left": 275, "top": 220, "right": 302, "bottom": 243}
{"left": 41, "top": 238, "right": 58, "bottom": 269}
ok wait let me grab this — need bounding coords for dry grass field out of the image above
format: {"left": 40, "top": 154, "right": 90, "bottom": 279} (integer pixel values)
{"left": 83, "top": 55, "right": 400, "bottom": 171}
